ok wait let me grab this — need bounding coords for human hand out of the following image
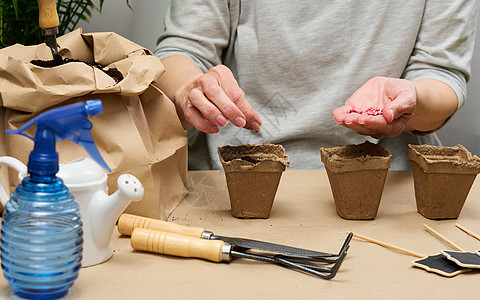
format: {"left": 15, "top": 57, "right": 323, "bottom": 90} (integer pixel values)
{"left": 175, "top": 65, "right": 262, "bottom": 134}
{"left": 332, "top": 77, "right": 416, "bottom": 139}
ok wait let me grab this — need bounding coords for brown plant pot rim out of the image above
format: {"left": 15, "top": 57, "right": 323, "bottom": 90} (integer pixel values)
{"left": 218, "top": 143, "right": 290, "bottom": 172}
{"left": 320, "top": 141, "right": 391, "bottom": 173}
{"left": 408, "top": 144, "right": 480, "bottom": 174}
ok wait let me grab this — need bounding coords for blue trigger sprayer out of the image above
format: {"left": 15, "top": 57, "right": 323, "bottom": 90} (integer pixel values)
{"left": 0, "top": 100, "right": 110, "bottom": 300}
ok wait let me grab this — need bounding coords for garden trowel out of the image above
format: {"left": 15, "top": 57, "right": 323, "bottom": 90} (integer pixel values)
{"left": 37, "top": 0, "right": 64, "bottom": 65}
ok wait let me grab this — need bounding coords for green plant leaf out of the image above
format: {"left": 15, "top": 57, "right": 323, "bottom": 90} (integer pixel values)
{"left": 2, "top": 0, "right": 130, "bottom": 48}
{"left": 12, "top": 0, "right": 18, "bottom": 18}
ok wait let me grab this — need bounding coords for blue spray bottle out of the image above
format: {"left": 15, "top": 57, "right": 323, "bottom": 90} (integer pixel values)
{"left": 1, "top": 100, "right": 110, "bottom": 299}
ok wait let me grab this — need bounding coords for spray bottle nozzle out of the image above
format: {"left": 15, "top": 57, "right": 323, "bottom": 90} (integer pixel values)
{"left": 85, "top": 100, "right": 103, "bottom": 116}
{"left": 6, "top": 100, "right": 110, "bottom": 177}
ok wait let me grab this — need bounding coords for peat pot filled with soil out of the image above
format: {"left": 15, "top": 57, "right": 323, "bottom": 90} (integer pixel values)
{"left": 217, "top": 143, "right": 290, "bottom": 219}
{"left": 320, "top": 141, "right": 392, "bottom": 220}
{"left": 408, "top": 144, "right": 480, "bottom": 219}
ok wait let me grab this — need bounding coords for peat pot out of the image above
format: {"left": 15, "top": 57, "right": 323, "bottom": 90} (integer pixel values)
{"left": 320, "top": 142, "right": 391, "bottom": 220}
{"left": 408, "top": 144, "right": 480, "bottom": 219}
{"left": 218, "top": 143, "right": 290, "bottom": 218}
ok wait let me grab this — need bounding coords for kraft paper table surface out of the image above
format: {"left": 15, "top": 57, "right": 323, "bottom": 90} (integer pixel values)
{"left": 1, "top": 170, "right": 479, "bottom": 299}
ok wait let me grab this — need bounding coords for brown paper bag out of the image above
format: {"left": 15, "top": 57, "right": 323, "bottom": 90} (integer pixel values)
{"left": 0, "top": 29, "right": 187, "bottom": 220}
{"left": 0, "top": 107, "right": 7, "bottom": 202}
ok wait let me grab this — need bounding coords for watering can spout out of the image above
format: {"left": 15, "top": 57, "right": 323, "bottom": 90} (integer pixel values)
{"left": 103, "top": 174, "right": 144, "bottom": 228}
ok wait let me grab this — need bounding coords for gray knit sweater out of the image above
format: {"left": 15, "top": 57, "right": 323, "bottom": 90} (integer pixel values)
{"left": 155, "top": 0, "right": 478, "bottom": 170}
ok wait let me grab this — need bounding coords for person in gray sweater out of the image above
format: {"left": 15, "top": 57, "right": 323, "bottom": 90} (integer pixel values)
{"left": 155, "top": 0, "right": 478, "bottom": 170}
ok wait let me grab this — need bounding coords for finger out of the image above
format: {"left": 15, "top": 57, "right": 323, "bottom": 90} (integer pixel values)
{"left": 383, "top": 89, "right": 415, "bottom": 123}
{"left": 344, "top": 122, "right": 379, "bottom": 137}
{"left": 384, "top": 102, "right": 414, "bottom": 124}
{"left": 383, "top": 117, "right": 408, "bottom": 138}
{"left": 360, "top": 116, "right": 406, "bottom": 138}
{"left": 230, "top": 91, "right": 262, "bottom": 131}
{"left": 188, "top": 88, "right": 228, "bottom": 127}
{"left": 343, "top": 111, "right": 360, "bottom": 125}
{"left": 358, "top": 116, "right": 391, "bottom": 133}
{"left": 344, "top": 114, "right": 392, "bottom": 137}
{"left": 357, "top": 114, "right": 388, "bottom": 128}
{"left": 382, "top": 107, "right": 396, "bottom": 124}
{"left": 332, "top": 106, "right": 352, "bottom": 124}
{"left": 184, "top": 102, "right": 220, "bottom": 134}
{"left": 201, "top": 80, "right": 247, "bottom": 127}
{"left": 200, "top": 68, "right": 246, "bottom": 128}
{"left": 209, "top": 66, "right": 261, "bottom": 130}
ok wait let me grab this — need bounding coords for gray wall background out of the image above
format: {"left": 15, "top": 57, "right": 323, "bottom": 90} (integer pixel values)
{"left": 78, "top": 0, "right": 480, "bottom": 156}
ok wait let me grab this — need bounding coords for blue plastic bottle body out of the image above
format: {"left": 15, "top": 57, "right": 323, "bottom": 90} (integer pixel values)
{"left": 0, "top": 176, "right": 83, "bottom": 300}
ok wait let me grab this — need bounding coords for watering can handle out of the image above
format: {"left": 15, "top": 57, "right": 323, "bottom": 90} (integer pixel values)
{"left": 0, "top": 157, "right": 28, "bottom": 207}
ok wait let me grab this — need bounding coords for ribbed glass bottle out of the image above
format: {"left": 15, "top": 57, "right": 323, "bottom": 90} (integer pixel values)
{"left": 1, "top": 176, "right": 83, "bottom": 300}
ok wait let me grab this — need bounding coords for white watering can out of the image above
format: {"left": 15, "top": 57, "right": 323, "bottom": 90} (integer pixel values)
{"left": 0, "top": 156, "right": 144, "bottom": 267}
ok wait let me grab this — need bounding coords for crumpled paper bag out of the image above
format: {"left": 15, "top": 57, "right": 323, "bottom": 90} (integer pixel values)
{"left": 0, "top": 107, "right": 6, "bottom": 196}
{"left": 0, "top": 29, "right": 187, "bottom": 220}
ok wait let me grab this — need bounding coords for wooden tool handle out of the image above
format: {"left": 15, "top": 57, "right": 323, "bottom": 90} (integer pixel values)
{"left": 131, "top": 228, "right": 225, "bottom": 262}
{"left": 37, "top": 0, "right": 59, "bottom": 29}
{"left": 348, "top": 231, "right": 425, "bottom": 258}
{"left": 456, "top": 223, "right": 480, "bottom": 241}
{"left": 118, "top": 213, "right": 206, "bottom": 238}
{"left": 423, "top": 224, "right": 464, "bottom": 251}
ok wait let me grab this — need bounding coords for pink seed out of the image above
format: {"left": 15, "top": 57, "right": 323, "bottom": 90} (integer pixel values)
{"left": 347, "top": 106, "right": 382, "bottom": 116}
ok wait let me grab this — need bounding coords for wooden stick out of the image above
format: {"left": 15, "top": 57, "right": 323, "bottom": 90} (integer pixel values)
{"left": 348, "top": 231, "right": 425, "bottom": 258}
{"left": 423, "top": 224, "right": 464, "bottom": 251}
{"left": 456, "top": 223, "right": 480, "bottom": 242}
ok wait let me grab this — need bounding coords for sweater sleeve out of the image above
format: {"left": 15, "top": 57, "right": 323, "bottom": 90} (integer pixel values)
{"left": 154, "top": 0, "right": 232, "bottom": 72}
{"left": 402, "top": 0, "right": 479, "bottom": 111}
